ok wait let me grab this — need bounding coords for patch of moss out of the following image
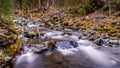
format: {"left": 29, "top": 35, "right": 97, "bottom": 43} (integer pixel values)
{"left": 103, "top": 24, "right": 112, "bottom": 32}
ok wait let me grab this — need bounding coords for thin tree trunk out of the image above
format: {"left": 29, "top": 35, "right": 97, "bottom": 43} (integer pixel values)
{"left": 108, "top": 0, "right": 111, "bottom": 16}
{"left": 10, "top": 0, "right": 14, "bottom": 10}
{"left": 46, "top": 0, "right": 50, "bottom": 8}
{"left": 18, "top": 0, "right": 22, "bottom": 10}
{"left": 38, "top": 0, "right": 41, "bottom": 9}
{"left": 52, "top": 0, "right": 55, "bottom": 7}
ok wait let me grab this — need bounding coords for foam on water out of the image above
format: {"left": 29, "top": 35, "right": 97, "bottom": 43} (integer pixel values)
{"left": 45, "top": 31, "right": 63, "bottom": 37}
{"left": 51, "top": 34, "right": 79, "bottom": 40}
{"left": 27, "top": 23, "right": 39, "bottom": 28}
{"left": 51, "top": 35, "right": 64, "bottom": 40}
{"left": 77, "top": 40, "right": 93, "bottom": 45}
{"left": 15, "top": 53, "right": 36, "bottom": 64}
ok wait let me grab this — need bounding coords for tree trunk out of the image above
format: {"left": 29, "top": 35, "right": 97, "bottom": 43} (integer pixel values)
{"left": 52, "top": 0, "right": 55, "bottom": 7}
{"left": 18, "top": 0, "right": 23, "bottom": 10}
{"left": 10, "top": 0, "right": 15, "bottom": 10}
{"left": 108, "top": 0, "right": 111, "bottom": 16}
{"left": 38, "top": 0, "right": 41, "bottom": 8}
{"left": 46, "top": 0, "right": 50, "bottom": 8}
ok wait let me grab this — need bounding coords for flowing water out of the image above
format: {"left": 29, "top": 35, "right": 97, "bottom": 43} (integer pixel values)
{"left": 14, "top": 33, "right": 120, "bottom": 68}
{"left": 14, "top": 18, "right": 120, "bottom": 68}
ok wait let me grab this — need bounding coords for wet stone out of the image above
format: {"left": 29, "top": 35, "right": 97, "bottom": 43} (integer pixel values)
{"left": 102, "top": 36, "right": 110, "bottom": 44}
{"left": 109, "top": 39, "right": 119, "bottom": 45}
{"left": 49, "top": 52, "right": 64, "bottom": 64}
{"left": 102, "top": 35, "right": 109, "bottom": 39}
{"left": 94, "top": 38, "right": 103, "bottom": 46}
{"left": 32, "top": 40, "right": 56, "bottom": 53}
{"left": 70, "top": 40, "right": 78, "bottom": 47}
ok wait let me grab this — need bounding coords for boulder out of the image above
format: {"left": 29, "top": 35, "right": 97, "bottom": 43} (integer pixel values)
{"left": 49, "top": 52, "right": 63, "bottom": 64}
{"left": 33, "top": 40, "right": 56, "bottom": 53}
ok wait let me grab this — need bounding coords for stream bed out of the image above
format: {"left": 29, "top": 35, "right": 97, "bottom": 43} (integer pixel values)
{"left": 12, "top": 17, "right": 120, "bottom": 68}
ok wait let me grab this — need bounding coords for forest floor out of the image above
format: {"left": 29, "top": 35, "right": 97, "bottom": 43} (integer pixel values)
{"left": 19, "top": 7, "right": 120, "bottom": 38}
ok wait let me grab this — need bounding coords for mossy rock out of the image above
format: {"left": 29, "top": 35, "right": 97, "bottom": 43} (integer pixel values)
{"left": 0, "top": 37, "right": 21, "bottom": 59}
{"left": 8, "top": 37, "right": 21, "bottom": 57}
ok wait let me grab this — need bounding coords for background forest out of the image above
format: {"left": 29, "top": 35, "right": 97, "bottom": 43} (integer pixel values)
{"left": 1, "top": 0, "right": 120, "bottom": 16}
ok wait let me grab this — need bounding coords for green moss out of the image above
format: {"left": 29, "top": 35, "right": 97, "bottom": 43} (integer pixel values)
{"left": 15, "top": 37, "right": 22, "bottom": 45}
{"left": 103, "top": 24, "right": 112, "bottom": 32}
